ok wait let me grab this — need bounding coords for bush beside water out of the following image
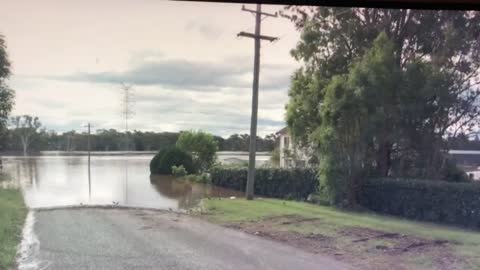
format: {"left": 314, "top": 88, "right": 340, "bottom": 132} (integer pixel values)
{"left": 171, "top": 165, "right": 187, "bottom": 177}
{"left": 184, "top": 173, "right": 211, "bottom": 184}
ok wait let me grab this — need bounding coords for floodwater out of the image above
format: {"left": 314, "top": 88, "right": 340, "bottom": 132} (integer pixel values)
{"left": 0, "top": 154, "right": 242, "bottom": 210}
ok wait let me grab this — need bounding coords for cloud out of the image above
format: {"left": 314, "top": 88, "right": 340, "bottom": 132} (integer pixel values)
{"left": 185, "top": 20, "right": 224, "bottom": 40}
{"left": 118, "top": 84, "right": 287, "bottom": 136}
{"left": 14, "top": 50, "right": 293, "bottom": 136}
{"left": 56, "top": 53, "right": 295, "bottom": 92}
{"left": 11, "top": 76, "right": 287, "bottom": 137}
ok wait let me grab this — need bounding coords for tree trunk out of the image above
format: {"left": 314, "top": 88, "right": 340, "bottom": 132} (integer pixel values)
{"left": 22, "top": 142, "right": 27, "bottom": 157}
{"left": 347, "top": 172, "right": 362, "bottom": 208}
{"left": 376, "top": 142, "right": 391, "bottom": 177}
{"left": 20, "top": 136, "right": 28, "bottom": 157}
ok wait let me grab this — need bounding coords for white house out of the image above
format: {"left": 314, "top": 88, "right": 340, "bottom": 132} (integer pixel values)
{"left": 276, "top": 127, "right": 311, "bottom": 168}
{"left": 448, "top": 150, "right": 480, "bottom": 181}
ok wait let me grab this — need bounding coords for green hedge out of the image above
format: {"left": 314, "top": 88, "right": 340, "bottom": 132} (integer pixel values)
{"left": 210, "top": 167, "right": 318, "bottom": 200}
{"left": 359, "top": 178, "right": 480, "bottom": 228}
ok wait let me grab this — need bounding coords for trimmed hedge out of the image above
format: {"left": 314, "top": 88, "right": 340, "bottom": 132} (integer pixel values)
{"left": 210, "top": 167, "right": 318, "bottom": 200}
{"left": 359, "top": 178, "right": 480, "bottom": 228}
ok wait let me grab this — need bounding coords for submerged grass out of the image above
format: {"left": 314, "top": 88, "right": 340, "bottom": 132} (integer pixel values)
{"left": 0, "top": 188, "right": 27, "bottom": 270}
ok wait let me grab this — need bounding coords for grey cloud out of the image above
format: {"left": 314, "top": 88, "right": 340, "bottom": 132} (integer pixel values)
{"left": 132, "top": 93, "right": 284, "bottom": 134}
{"left": 42, "top": 119, "right": 88, "bottom": 133}
{"left": 42, "top": 52, "right": 291, "bottom": 135}
{"left": 58, "top": 55, "right": 294, "bottom": 92}
{"left": 168, "top": 118, "right": 283, "bottom": 135}
{"left": 63, "top": 59, "right": 244, "bottom": 88}
{"left": 185, "top": 21, "right": 224, "bottom": 40}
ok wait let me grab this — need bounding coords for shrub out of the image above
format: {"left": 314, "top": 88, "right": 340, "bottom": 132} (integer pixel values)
{"left": 441, "top": 158, "right": 470, "bottom": 182}
{"left": 359, "top": 177, "right": 480, "bottom": 228}
{"left": 150, "top": 147, "right": 195, "bottom": 175}
{"left": 149, "top": 148, "right": 166, "bottom": 174}
{"left": 210, "top": 167, "right": 318, "bottom": 200}
{"left": 184, "top": 173, "right": 211, "bottom": 184}
{"left": 176, "top": 130, "right": 218, "bottom": 172}
{"left": 197, "top": 173, "right": 211, "bottom": 184}
{"left": 171, "top": 165, "right": 187, "bottom": 177}
{"left": 307, "top": 193, "right": 332, "bottom": 206}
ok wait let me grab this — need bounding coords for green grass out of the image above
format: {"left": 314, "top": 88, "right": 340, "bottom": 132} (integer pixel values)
{"left": 0, "top": 189, "right": 27, "bottom": 270}
{"left": 201, "top": 198, "right": 480, "bottom": 267}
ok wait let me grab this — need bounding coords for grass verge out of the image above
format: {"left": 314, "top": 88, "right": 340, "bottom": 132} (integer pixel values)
{"left": 0, "top": 188, "right": 27, "bottom": 270}
{"left": 198, "top": 198, "right": 480, "bottom": 269}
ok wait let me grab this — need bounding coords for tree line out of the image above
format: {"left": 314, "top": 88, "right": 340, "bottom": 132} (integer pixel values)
{"left": 0, "top": 115, "right": 278, "bottom": 154}
{"left": 447, "top": 133, "right": 480, "bottom": 151}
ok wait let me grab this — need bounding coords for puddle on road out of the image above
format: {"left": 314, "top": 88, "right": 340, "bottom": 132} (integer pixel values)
{"left": 0, "top": 155, "right": 241, "bottom": 210}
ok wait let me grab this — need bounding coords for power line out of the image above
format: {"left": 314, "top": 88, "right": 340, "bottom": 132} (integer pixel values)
{"left": 237, "top": 4, "right": 278, "bottom": 200}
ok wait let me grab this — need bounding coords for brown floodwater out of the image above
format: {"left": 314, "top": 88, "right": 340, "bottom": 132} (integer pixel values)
{"left": 0, "top": 154, "right": 242, "bottom": 210}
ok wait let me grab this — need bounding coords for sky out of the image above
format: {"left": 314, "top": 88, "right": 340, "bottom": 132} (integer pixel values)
{"left": 0, "top": 0, "right": 301, "bottom": 137}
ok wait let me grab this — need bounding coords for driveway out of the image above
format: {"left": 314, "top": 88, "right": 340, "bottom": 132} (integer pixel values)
{"left": 19, "top": 208, "right": 353, "bottom": 270}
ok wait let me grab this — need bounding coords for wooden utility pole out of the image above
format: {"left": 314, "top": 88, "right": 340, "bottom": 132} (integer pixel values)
{"left": 83, "top": 123, "right": 93, "bottom": 199}
{"left": 238, "top": 4, "right": 277, "bottom": 200}
{"left": 87, "top": 123, "right": 92, "bottom": 198}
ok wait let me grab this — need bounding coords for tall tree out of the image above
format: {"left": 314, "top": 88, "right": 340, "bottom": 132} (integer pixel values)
{"left": 10, "top": 115, "right": 42, "bottom": 156}
{"left": 284, "top": 8, "right": 480, "bottom": 180}
{"left": 316, "top": 34, "right": 394, "bottom": 205}
{"left": 314, "top": 33, "right": 470, "bottom": 206}
{"left": 176, "top": 130, "right": 218, "bottom": 172}
{"left": 0, "top": 34, "right": 14, "bottom": 150}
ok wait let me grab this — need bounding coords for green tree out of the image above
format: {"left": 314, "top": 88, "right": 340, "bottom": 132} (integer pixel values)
{"left": 285, "top": 8, "right": 480, "bottom": 181}
{"left": 217, "top": 133, "right": 277, "bottom": 152}
{"left": 0, "top": 34, "right": 14, "bottom": 150}
{"left": 10, "top": 115, "right": 42, "bottom": 156}
{"left": 314, "top": 33, "right": 468, "bottom": 206}
{"left": 176, "top": 130, "right": 218, "bottom": 172}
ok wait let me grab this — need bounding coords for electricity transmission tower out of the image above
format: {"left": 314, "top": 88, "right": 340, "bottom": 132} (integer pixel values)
{"left": 120, "top": 83, "right": 134, "bottom": 205}
{"left": 238, "top": 4, "right": 278, "bottom": 200}
{"left": 120, "top": 83, "right": 135, "bottom": 151}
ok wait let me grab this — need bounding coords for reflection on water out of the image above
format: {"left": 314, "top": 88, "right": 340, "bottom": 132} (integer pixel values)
{"left": 0, "top": 155, "right": 241, "bottom": 210}
{"left": 149, "top": 175, "right": 240, "bottom": 209}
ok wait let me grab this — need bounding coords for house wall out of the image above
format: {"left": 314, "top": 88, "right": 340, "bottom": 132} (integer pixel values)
{"left": 448, "top": 153, "right": 480, "bottom": 167}
{"left": 279, "top": 134, "right": 288, "bottom": 167}
{"left": 279, "top": 133, "right": 310, "bottom": 168}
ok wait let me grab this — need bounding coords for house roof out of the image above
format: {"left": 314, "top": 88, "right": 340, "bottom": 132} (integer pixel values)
{"left": 276, "top": 127, "right": 288, "bottom": 135}
{"left": 449, "top": 150, "right": 480, "bottom": 155}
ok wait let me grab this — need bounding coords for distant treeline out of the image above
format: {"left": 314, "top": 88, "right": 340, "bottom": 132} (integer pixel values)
{"left": 0, "top": 128, "right": 278, "bottom": 153}
{"left": 447, "top": 133, "right": 480, "bottom": 151}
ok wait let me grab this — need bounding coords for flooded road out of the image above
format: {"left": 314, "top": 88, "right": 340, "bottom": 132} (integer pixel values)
{"left": 0, "top": 154, "right": 241, "bottom": 210}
